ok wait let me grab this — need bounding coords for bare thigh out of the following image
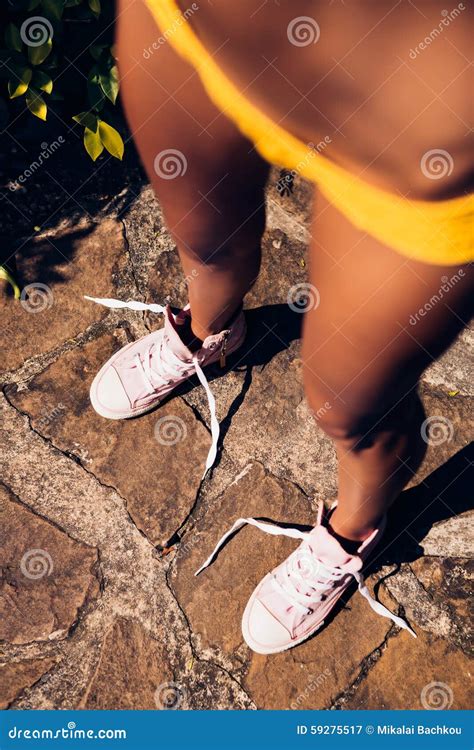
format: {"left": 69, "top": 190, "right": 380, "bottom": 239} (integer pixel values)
{"left": 116, "top": 0, "right": 268, "bottom": 253}
{"left": 302, "top": 191, "right": 473, "bottom": 435}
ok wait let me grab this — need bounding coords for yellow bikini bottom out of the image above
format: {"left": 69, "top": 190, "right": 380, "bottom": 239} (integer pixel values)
{"left": 144, "top": 0, "right": 473, "bottom": 266}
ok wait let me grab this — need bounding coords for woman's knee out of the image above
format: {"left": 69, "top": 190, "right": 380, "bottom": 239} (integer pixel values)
{"left": 303, "top": 366, "right": 417, "bottom": 449}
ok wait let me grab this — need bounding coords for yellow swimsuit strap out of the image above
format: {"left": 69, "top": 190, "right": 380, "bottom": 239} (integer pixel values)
{"left": 144, "top": 0, "right": 473, "bottom": 266}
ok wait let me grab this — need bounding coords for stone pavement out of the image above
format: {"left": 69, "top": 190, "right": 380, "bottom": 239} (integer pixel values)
{"left": 1, "top": 163, "right": 472, "bottom": 711}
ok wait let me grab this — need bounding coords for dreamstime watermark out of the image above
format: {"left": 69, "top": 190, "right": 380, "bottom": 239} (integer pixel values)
{"left": 420, "top": 148, "right": 454, "bottom": 180}
{"left": 154, "top": 681, "right": 186, "bottom": 710}
{"left": 287, "top": 548, "right": 322, "bottom": 582}
{"left": 287, "top": 16, "right": 321, "bottom": 46}
{"left": 20, "top": 283, "right": 54, "bottom": 313}
{"left": 290, "top": 668, "right": 332, "bottom": 709}
{"left": 409, "top": 269, "right": 465, "bottom": 325}
{"left": 409, "top": 4, "right": 466, "bottom": 59}
{"left": 8, "top": 723, "right": 126, "bottom": 741}
{"left": 172, "top": 530, "right": 200, "bottom": 562}
{"left": 154, "top": 149, "right": 188, "bottom": 179}
{"left": 20, "top": 548, "right": 54, "bottom": 580}
{"left": 276, "top": 138, "right": 332, "bottom": 193}
{"left": 183, "top": 268, "right": 199, "bottom": 287}
{"left": 8, "top": 138, "right": 66, "bottom": 191}
{"left": 143, "top": 3, "right": 199, "bottom": 59}
{"left": 420, "top": 681, "right": 454, "bottom": 709}
{"left": 37, "top": 402, "right": 66, "bottom": 431}
{"left": 420, "top": 416, "right": 454, "bottom": 446}
{"left": 20, "top": 16, "right": 53, "bottom": 47}
{"left": 154, "top": 415, "right": 187, "bottom": 445}
{"left": 313, "top": 400, "right": 332, "bottom": 421}
{"left": 287, "top": 282, "right": 320, "bottom": 313}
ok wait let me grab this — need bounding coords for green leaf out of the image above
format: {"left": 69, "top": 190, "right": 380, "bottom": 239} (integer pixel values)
{"left": 0, "top": 266, "right": 21, "bottom": 299}
{"left": 72, "top": 110, "right": 98, "bottom": 131}
{"left": 28, "top": 37, "right": 53, "bottom": 66}
{"left": 98, "top": 120, "right": 124, "bottom": 160}
{"left": 65, "top": 0, "right": 83, "bottom": 6}
{"left": 89, "top": 0, "right": 101, "bottom": 16}
{"left": 90, "top": 43, "right": 107, "bottom": 61}
{"left": 26, "top": 88, "right": 47, "bottom": 120}
{"left": 32, "top": 69, "right": 53, "bottom": 93}
{"left": 27, "top": 0, "right": 42, "bottom": 9}
{"left": 84, "top": 126, "right": 103, "bottom": 161}
{"left": 99, "top": 64, "right": 119, "bottom": 104}
{"left": 5, "top": 24, "right": 22, "bottom": 53}
{"left": 87, "top": 65, "right": 105, "bottom": 109}
{"left": 41, "top": 0, "right": 64, "bottom": 19}
{"left": 8, "top": 67, "right": 32, "bottom": 99}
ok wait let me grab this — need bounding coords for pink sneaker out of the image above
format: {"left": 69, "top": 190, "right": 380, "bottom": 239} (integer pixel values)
{"left": 196, "top": 503, "right": 416, "bottom": 654}
{"left": 85, "top": 296, "right": 246, "bottom": 474}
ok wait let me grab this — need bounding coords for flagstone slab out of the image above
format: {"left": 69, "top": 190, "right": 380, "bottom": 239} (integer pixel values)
{"left": 344, "top": 629, "right": 471, "bottom": 710}
{"left": 1, "top": 219, "right": 127, "bottom": 375}
{"left": 82, "top": 618, "right": 175, "bottom": 710}
{"left": 170, "top": 463, "right": 391, "bottom": 710}
{"left": 0, "top": 485, "right": 99, "bottom": 645}
{"left": 6, "top": 332, "right": 210, "bottom": 547}
{"left": 0, "top": 657, "right": 58, "bottom": 709}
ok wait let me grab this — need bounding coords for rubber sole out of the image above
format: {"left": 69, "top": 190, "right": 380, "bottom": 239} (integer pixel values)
{"left": 241, "top": 573, "right": 327, "bottom": 655}
{"left": 89, "top": 327, "right": 247, "bottom": 421}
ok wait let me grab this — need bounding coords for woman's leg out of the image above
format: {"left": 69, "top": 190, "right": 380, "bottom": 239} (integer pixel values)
{"left": 303, "top": 192, "right": 473, "bottom": 546}
{"left": 116, "top": 0, "right": 269, "bottom": 341}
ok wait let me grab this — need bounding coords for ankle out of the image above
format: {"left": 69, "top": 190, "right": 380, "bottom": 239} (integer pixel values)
{"left": 178, "top": 319, "right": 203, "bottom": 351}
{"left": 189, "top": 304, "right": 243, "bottom": 342}
{"left": 328, "top": 509, "right": 381, "bottom": 548}
{"left": 327, "top": 525, "right": 362, "bottom": 555}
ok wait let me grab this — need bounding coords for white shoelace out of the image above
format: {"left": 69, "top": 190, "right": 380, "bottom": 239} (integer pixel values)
{"left": 196, "top": 517, "right": 417, "bottom": 637}
{"left": 85, "top": 296, "right": 219, "bottom": 477}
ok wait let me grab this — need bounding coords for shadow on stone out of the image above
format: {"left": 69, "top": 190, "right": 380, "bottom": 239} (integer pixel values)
{"left": 372, "top": 441, "right": 473, "bottom": 569}
{"left": 160, "top": 303, "right": 303, "bottom": 469}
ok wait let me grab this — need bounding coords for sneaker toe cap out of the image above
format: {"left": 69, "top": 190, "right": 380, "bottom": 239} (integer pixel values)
{"left": 243, "top": 598, "right": 292, "bottom": 654}
{"left": 91, "top": 367, "right": 131, "bottom": 416}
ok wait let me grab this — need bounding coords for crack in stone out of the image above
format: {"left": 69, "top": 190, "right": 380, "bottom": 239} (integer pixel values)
{"left": 2, "top": 392, "right": 158, "bottom": 553}
{"left": 0, "top": 481, "right": 103, "bottom": 652}
{"left": 162, "top": 560, "right": 256, "bottom": 708}
{"left": 4, "top": 659, "right": 60, "bottom": 710}
{"left": 328, "top": 623, "right": 399, "bottom": 709}
{"left": 1, "top": 480, "right": 92, "bottom": 545}
{"left": 0, "top": 319, "right": 110, "bottom": 389}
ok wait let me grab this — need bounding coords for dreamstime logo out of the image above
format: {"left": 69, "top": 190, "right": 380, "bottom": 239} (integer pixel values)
{"left": 8, "top": 138, "right": 65, "bottom": 191}
{"left": 287, "top": 283, "right": 320, "bottom": 313}
{"left": 420, "top": 149, "right": 454, "bottom": 180}
{"left": 409, "top": 4, "right": 465, "bottom": 59}
{"left": 20, "top": 16, "right": 53, "bottom": 47}
{"left": 276, "top": 138, "right": 331, "bottom": 191}
{"left": 154, "top": 415, "right": 187, "bottom": 445}
{"left": 154, "top": 682, "right": 185, "bottom": 710}
{"left": 20, "top": 549, "right": 54, "bottom": 580}
{"left": 287, "top": 16, "right": 320, "bottom": 46}
{"left": 287, "top": 548, "right": 321, "bottom": 582}
{"left": 420, "top": 681, "right": 454, "bottom": 709}
{"left": 143, "top": 2, "right": 199, "bottom": 59}
{"left": 290, "top": 667, "right": 332, "bottom": 709}
{"left": 420, "top": 416, "right": 454, "bottom": 446}
{"left": 409, "top": 268, "right": 465, "bottom": 326}
{"left": 20, "top": 283, "right": 53, "bottom": 313}
{"left": 154, "top": 149, "right": 188, "bottom": 179}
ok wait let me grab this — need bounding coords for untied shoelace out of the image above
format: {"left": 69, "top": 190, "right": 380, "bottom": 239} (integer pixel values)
{"left": 85, "top": 295, "right": 219, "bottom": 478}
{"left": 195, "top": 517, "right": 417, "bottom": 636}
